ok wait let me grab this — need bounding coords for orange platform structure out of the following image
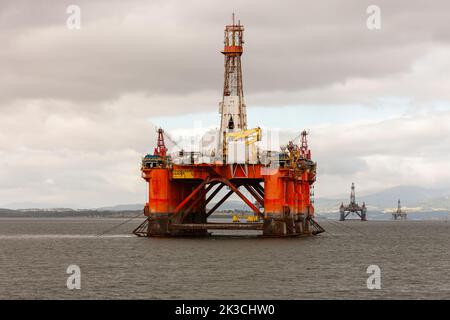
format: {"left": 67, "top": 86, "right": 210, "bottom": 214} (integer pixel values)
{"left": 133, "top": 16, "right": 324, "bottom": 237}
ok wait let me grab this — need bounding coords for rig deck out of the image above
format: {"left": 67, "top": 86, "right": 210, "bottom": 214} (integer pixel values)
{"left": 133, "top": 161, "right": 323, "bottom": 237}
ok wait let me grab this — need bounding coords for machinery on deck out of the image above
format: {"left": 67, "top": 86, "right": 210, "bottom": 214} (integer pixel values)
{"left": 339, "top": 183, "right": 367, "bottom": 221}
{"left": 142, "top": 128, "right": 171, "bottom": 169}
{"left": 392, "top": 199, "right": 407, "bottom": 220}
{"left": 133, "top": 15, "right": 324, "bottom": 237}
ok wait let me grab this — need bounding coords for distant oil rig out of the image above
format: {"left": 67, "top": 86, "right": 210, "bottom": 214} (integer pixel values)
{"left": 392, "top": 199, "right": 407, "bottom": 220}
{"left": 133, "top": 15, "right": 324, "bottom": 237}
{"left": 339, "top": 183, "right": 367, "bottom": 221}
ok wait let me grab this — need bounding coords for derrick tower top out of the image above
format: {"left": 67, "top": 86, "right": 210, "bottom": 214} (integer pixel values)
{"left": 397, "top": 199, "right": 403, "bottom": 213}
{"left": 218, "top": 14, "right": 247, "bottom": 152}
{"left": 350, "top": 182, "right": 356, "bottom": 204}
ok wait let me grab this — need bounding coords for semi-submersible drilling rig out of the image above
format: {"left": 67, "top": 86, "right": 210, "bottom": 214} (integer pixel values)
{"left": 133, "top": 16, "right": 324, "bottom": 237}
{"left": 339, "top": 183, "right": 367, "bottom": 221}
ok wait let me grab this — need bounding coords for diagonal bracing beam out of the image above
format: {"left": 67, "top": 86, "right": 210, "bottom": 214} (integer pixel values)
{"left": 175, "top": 177, "right": 262, "bottom": 220}
{"left": 251, "top": 182, "right": 264, "bottom": 198}
{"left": 183, "top": 181, "right": 219, "bottom": 215}
{"left": 242, "top": 184, "right": 264, "bottom": 207}
{"left": 206, "top": 189, "right": 235, "bottom": 217}
{"left": 205, "top": 183, "right": 225, "bottom": 206}
{"left": 219, "top": 178, "right": 261, "bottom": 214}
{"left": 174, "top": 179, "right": 210, "bottom": 214}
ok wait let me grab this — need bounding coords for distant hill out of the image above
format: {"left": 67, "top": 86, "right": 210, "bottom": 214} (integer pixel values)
{"left": 0, "top": 207, "right": 142, "bottom": 218}
{"left": 359, "top": 186, "right": 449, "bottom": 207}
{"left": 207, "top": 199, "right": 250, "bottom": 211}
{"left": 1, "top": 202, "right": 70, "bottom": 210}
{"left": 0, "top": 208, "right": 19, "bottom": 215}
{"left": 2, "top": 185, "right": 449, "bottom": 219}
{"left": 95, "top": 204, "right": 144, "bottom": 211}
{"left": 0, "top": 203, "right": 144, "bottom": 212}
{"left": 416, "top": 195, "right": 450, "bottom": 211}
{"left": 90, "top": 186, "right": 449, "bottom": 213}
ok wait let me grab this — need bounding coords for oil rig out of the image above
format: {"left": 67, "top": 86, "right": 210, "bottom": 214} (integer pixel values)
{"left": 339, "top": 183, "right": 367, "bottom": 221}
{"left": 133, "top": 16, "right": 324, "bottom": 237}
{"left": 392, "top": 199, "right": 407, "bottom": 220}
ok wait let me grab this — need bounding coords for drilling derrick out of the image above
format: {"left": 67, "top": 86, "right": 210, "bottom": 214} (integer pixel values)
{"left": 392, "top": 199, "right": 407, "bottom": 220}
{"left": 339, "top": 183, "right": 367, "bottom": 221}
{"left": 218, "top": 14, "right": 257, "bottom": 164}
{"left": 219, "top": 14, "right": 246, "bottom": 152}
{"left": 133, "top": 15, "right": 324, "bottom": 238}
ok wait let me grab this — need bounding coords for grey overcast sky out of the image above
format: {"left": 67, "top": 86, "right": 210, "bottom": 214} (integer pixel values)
{"left": 0, "top": 0, "right": 449, "bottom": 208}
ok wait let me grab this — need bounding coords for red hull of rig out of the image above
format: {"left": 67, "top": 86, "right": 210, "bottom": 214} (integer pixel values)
{"left": 133, "top": 16, "right": 324, "bottom": 237}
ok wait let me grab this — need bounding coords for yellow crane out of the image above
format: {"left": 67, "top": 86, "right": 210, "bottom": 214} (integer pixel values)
{"left": 223, "top": 127, "right": 262, "bottom": 164}
{"left": 225, "top": 127, "right": 261, "bottom": 144}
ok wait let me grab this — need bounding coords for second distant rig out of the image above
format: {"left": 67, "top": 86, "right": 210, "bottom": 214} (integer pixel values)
{"left": 339, "top": 183, "right": 407, "bottom": 221}
{"left": 133, "top": 16, "right": 324, "bottom": 237}
{"left": 340, "top": 183, "right": 367, "bottom": 221}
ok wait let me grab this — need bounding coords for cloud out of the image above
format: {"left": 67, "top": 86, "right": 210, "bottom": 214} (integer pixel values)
{"left": 310, "top": 109, "right": 450, "bottom": 196}
{"left": 0, "top": 0, "right": 449, "bottom": 207}
{"left": 1, "top": 101, "right": 448, "bottom": 206}
{"left": 1, "top": 0, "right": 450, "bottom": 106}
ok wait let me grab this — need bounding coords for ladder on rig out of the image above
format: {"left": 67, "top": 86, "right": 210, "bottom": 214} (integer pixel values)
{"left": 309, "top": 218, "right": 325, "bottom": 235}
{"left": 132, "top": 219, "right": 149, "bottom": 237}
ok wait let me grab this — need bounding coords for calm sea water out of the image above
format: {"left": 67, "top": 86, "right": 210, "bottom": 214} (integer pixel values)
{"left": 0, "top": 217, "right": 449, "bottom": 299}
